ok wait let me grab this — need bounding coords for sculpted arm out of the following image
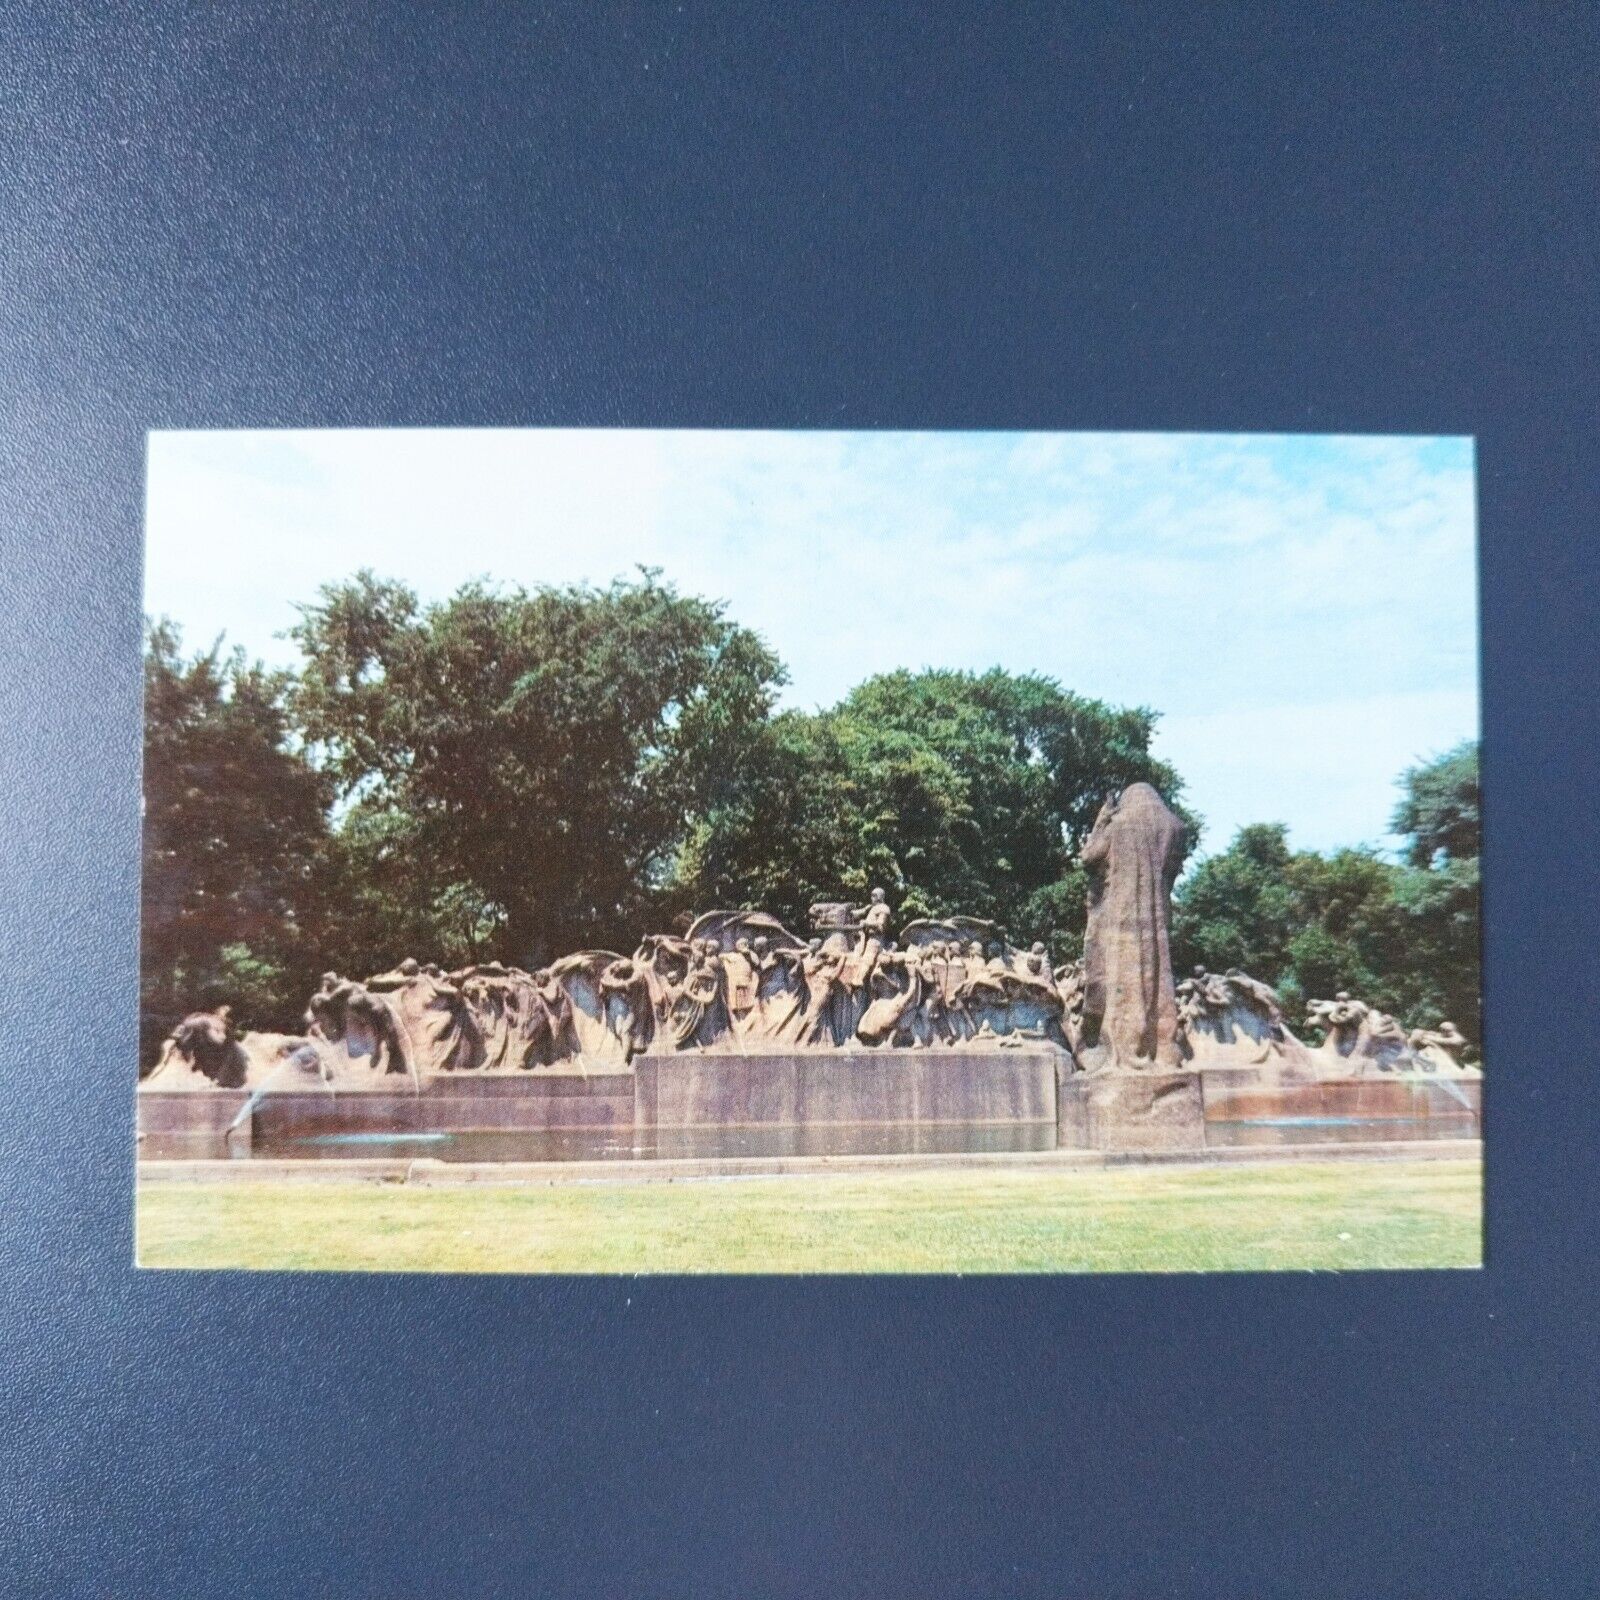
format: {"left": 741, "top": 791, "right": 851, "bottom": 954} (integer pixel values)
{"left": 1081, "top": 798, "right": 1117, "bottom": 871}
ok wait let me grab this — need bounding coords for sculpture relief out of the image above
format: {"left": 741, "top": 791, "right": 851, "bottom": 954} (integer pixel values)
{"left": 148, "top": 889, "right": 1093, "bottom": 1087}
{"left": 142, "top": 785, "right": 1473, "bottom": 1090}
{"left": 1174, "top": 965, "right": 1321, "bottom": 1077}
{"left": 1407, "top": 1020, "right": 1472, "bottom": 1074}
{"left": 1305, "top": 991, "right": 1415, "bottom": 1074}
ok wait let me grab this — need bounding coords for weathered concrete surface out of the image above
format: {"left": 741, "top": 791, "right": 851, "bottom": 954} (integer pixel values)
{"left": 139, "top": 1072, "right": 635, "bottom": 1141}
{"left": 633, "top": 1047, "right": 1061, "bottom": 1130}
{"left": 136, "top": 1089, "right": 253, "bottom": 1139}
{"left": 1201, "top": 1072, "right": 1482, "bottom": 1127}
{"left": 1057, "top": 1071, "right": 1206, "bottom": 1152}
{"left": 252, "top": 1072, "right": 636, "bottom": 1139}
{"left": 136, "top": 1059, "right": 1482, "bottom": 1158}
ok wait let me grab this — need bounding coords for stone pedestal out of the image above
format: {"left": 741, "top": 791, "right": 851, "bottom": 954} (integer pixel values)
{"left": 634, "top": 1046, "right": 1061, "bottom": 1130}
{"left": 1056, "top": 1070, "right": 1206, "bottom": 1152}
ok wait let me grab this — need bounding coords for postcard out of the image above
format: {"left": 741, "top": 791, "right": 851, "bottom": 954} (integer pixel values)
{"left": 136, "top": 429, "right": 1481, "bottom": 1272}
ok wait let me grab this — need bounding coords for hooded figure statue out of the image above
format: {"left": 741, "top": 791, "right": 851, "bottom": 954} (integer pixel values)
{"left": 1078, "top": 782, "right": 1186, "bottom": 1071}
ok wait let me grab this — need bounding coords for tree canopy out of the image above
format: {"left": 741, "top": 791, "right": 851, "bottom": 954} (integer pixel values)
{"left": 287, "top": 568, "right": 785, "bottom": 963}
{"left": 669, "top": 667, "right": 1195, "bottom": 954}
{"left": 141, "top": 571, "right": 1481, "bottom": 1061}
{"left": 140, "top": 619, "right": 331, "bottom": 1060}
{"left": 1172, "top": 741, "right": 1481, "bottom": 1049}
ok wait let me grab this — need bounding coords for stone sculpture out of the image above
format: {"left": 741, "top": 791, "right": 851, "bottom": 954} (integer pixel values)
{"left": 149, "top": 894, "right": 1083, "bottom": 1086}
{"left": 1077, "top": 783, "right": 1186, "bottom": 1071}
{"left": 1174, "top": 965, "right": 1321, "bottom": 1077}
{"left": 145, "top": 1006, "right": 249, "bottom": 1088}
{"left": 1051, "top": 958, "right": 1086, "bottom": 1054}
{"left": 145, "top": 779, "right": 1472, "bottom": 1091}
{"left": 1407, "top": 1020, "right": 1475, "bottom": 1075}
{"left": 146, "top": 1002, "right": 343, "bottom": 1092}
{"left": 368, "top": 957, "right": 482, "bottom": 1072}
{"left": 1305, "top": 992, "right": 1417, "bottom": 1074}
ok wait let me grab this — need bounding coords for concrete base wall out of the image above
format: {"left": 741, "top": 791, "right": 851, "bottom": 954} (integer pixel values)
{"left": 1201, "top": 1072, "right": 1481, "bottom": 1125}
{"left": 283, "top": 1073, "right": 632, "bottom": 1138}
{"left": 137, "top": 1089, "right": 253, "bottom": 1139}
{"left": 1058, "top": 1072, "right": 1207, "bottom": 1152}
{"left": 138, "top": 1057, "right": 1481, "bottom": 1156}
{"left": 140, "top": 1072, "right": 635, "bottom": 1140}
{"left": 634, "top": 1047, "right": 1060, "bottom": 1130}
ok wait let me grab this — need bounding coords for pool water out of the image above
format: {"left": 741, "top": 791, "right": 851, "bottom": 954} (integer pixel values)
{"left": 140, "top": 1121, "right": 1065, "bottom": 1163}
{"left": 1205, "top": 1114, "right": 1479, "bottom": 1146}
{"left": 139, "top": 1110, "right": 1479, "bottom": 1163}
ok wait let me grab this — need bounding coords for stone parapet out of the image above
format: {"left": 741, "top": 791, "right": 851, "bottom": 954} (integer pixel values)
{"left": 633, "top": 1046, "right": 1062, "bottom": 1131}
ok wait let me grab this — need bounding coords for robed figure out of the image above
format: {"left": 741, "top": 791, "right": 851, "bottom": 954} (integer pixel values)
{"left": 1079, "top": 782, "right": 1186, "bottom": 1070}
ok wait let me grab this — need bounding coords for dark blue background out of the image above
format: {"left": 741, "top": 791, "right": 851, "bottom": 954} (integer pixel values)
{"left": 3, "top": 5, "right": 1596, "bottom": 1595}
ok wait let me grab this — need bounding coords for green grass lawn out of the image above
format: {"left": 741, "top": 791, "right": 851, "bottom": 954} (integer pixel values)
{"left": 136, "top": 1156, "right": 1482, "bottom": 1274}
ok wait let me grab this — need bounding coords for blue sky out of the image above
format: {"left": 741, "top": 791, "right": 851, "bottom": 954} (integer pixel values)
{"left": 144, "top": 429, "right": 1478, "bottom": 860}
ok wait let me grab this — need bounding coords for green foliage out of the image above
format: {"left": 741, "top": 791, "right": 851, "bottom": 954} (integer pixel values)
{"left": 1393, "top": 740, "right": 1480, "bottom": 868}
{"left": 141, "top": 572, "right": 1480, "bottom": 1066}
{"left": 1388, "top": 742, "right": 1481, "bottom": 1041}
{"left": 668, "top": 667, "right": 1195, "bottom": 956}
{"left": 213, "top": 942, "right": 291, "bottom": 1021}
{"left": 140, "top": 619, "right": 331, "bottom": 1058}
{"left": 665, "top": 708, "right": 865, "bottom": 933}
{"left": 1173, "top": 743, "right": 1482, "bottom": 1048}
{"left": 1172, "top": 826, "right": 1400, "bottom": 1012}
{"left": 289, "top": 568, "right": 786, "bottom": 963}
{"left": 428, "top": 881, "right": 510, "bottom": 969}
{"left": 1169, "top": 823, "right": 1299, "bottom": 980}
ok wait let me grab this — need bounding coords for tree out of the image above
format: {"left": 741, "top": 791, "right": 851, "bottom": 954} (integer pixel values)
{"left": 141, "top": 620, "right": 331, "bottom": 1061}
{"left": 1174, "top": 741, "right": 1482, "bottom": 1050}
{"left": 1169, "top": 823, "right": 1300, "bottom": 982}
{"left": 147, "top": 555, "right": 1481, "bottom": 1061}
{"left": 665, "top": 707, "right": 864, "bottom": 933}
{"left": 1389, "top": 741, "right": 1481, "bottom": 1046}
{"left": 1172, "top": 825, "right": 1402, "bottom": 1012}
{"left": 1281, "top": 847, "right": 1409, "bottom": 1014}
{"left": 669, "top": 667, "right": 1197, "bottom": 956}
{"left": 1393, "top": 740, "right": 1480, "bottom": 869}
{"left": 289, "top": 569, "right": 785, "bottom": 964}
